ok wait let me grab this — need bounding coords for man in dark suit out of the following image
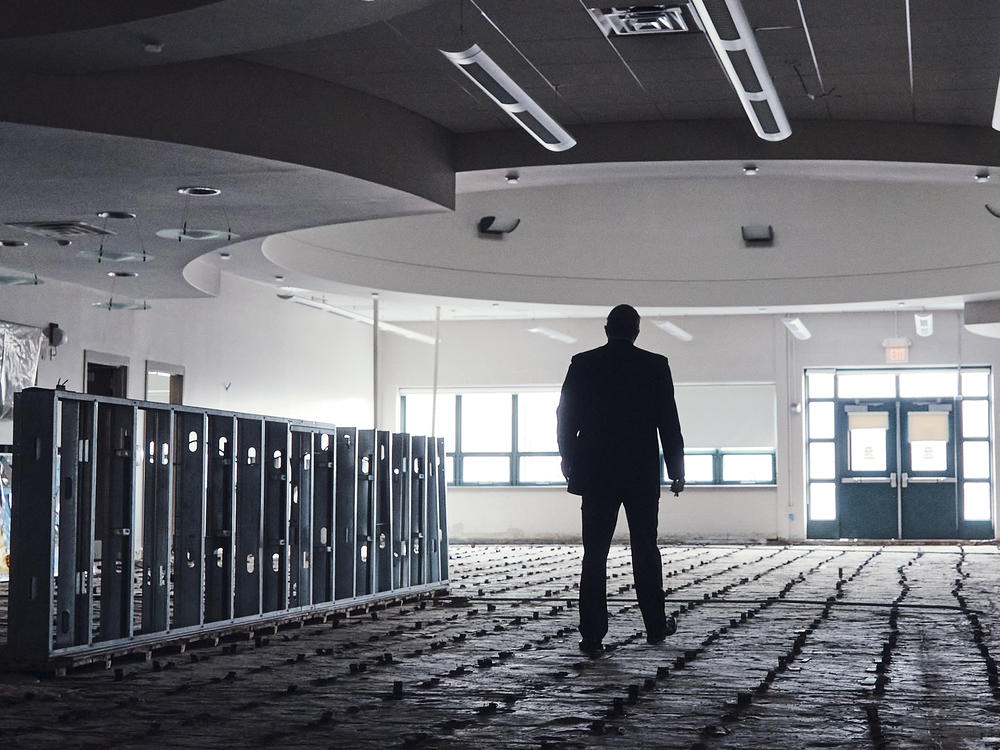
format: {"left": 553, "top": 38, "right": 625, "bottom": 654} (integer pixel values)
{"left": 557, "top": 304, "right": 685, "bottom": 655}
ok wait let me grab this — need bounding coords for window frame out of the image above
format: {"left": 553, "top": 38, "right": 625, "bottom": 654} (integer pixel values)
{"left": 401, "top": 388, "right": 776, "bottom": 488}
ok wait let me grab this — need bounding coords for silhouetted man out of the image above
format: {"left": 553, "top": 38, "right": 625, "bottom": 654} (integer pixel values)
{"left": 557, "top": 304, "right": 684, "bottom": 655}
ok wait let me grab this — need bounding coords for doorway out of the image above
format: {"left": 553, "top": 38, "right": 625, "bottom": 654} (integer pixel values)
{"left": 84, "top": 351, "right": 129, "bottom": 398}
{"left": 806, "top": 368, "right": 993, "bottom": 540}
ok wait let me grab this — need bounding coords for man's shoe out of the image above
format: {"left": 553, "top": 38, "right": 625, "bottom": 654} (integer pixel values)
{"left": 646, "top": 616, "right": 677, "bottom": 644}
{"left": 578, "top": 639, "right": 604, "bottom": 656}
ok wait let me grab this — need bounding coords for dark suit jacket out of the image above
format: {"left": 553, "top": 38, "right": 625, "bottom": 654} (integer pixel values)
{"left": 557, "top": 339, "right": 684, "bottom": 498}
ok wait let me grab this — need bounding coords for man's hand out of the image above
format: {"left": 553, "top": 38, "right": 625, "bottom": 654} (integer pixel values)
{"left": 560, "top": 459, "right": 572, "bottom": 481}
{"left": 670, "top": 478, "right": 685, "bottom": 497}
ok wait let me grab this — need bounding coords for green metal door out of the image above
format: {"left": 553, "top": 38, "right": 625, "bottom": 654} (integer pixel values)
{"left": 836, "top": 401, "right": 898, "bottom": 539}
{"left": 899, "top": 401, "right": 958, "bottom": 538}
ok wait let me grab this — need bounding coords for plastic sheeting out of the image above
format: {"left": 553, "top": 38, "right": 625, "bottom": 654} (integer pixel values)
{"left": 0, "top": 321, "right": 43, "bottom": 420}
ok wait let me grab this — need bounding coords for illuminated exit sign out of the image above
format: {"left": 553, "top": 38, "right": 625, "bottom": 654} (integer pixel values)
{"left": 882, "top": 337, "right": 911, "bottom": 364}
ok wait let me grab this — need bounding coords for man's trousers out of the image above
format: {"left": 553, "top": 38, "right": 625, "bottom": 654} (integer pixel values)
{"left": 579, "top": 493, "right": 666, "bottom": 642}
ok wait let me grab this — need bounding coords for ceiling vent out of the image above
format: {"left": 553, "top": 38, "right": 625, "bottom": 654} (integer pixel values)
{"left": 5, "top": 220, "right": 115, "bottom": 239}
{"left": 588, "top": 5, "right": 703, "bottom": 36}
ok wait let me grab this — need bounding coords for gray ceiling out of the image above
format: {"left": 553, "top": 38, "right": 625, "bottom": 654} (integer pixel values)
{"left": 243, "top": 0, "right": 1000, "bottom": 134}
{"left": 2, "top": 1, "right": 1000, "bottom": 308}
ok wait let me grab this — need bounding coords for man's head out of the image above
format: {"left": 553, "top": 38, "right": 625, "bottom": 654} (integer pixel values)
{"left": 605, "top": 304, "right": 640, "bottom": 342}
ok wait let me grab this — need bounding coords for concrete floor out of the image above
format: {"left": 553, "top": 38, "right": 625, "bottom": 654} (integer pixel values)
{"left": 1, "top": 543, "right": 999, "bottom": 748}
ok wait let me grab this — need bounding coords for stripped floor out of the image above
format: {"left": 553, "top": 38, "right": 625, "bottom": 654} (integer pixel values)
{"left": 1, "top": 543, "right": 999, "bottom": 748}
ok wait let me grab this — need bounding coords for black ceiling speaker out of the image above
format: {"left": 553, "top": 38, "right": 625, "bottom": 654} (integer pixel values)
{"left": 741, "top": 224, "right": 774, "bottom": 246}
{"left": 478, "top": 216, "right": 521, "bottom": 236}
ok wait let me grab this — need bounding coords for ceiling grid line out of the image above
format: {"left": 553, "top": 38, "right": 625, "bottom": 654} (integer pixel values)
{"left": 574, "top": 0, "right": 669, "bottom": 121}
{"left": 796, "top": 0, "right": 825, "bottom": 94}
{"left": 905, "top": 0, "right": 916, "bottom": 120}
{"left": 466, "top": 0, "right": 587, "bottom": 123}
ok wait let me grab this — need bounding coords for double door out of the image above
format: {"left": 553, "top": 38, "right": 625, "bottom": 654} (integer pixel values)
{"left": 836, "top": 399, "right": 957, "bottom": 539}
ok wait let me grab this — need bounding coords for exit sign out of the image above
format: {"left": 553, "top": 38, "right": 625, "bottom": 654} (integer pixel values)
{"left": 882, "top": 337, "right": 911, "bottom": 364}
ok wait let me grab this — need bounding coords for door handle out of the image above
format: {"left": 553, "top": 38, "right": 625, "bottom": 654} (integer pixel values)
{"left": 900, "top": 472, "right": 908, "bottom": 488}
{"left": 889, "top": 472, "right": 897, "bottom": 488}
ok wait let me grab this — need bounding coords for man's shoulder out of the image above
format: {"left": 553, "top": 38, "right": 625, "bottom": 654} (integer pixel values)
{"left": 570, "top": 345, "right": 607, "bottom": 363}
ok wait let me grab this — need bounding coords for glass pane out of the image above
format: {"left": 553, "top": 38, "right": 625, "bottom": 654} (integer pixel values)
{"left": 808, "top": 401, "right": 834, "bottom": 439}
{"left": 962, "top": 371, "right": 990, "bottom": 397}
{"left": 445, "top": 455, "right": 455, "bottom": 484}
{"left": 146, "top": 371, "right": 171, "bottom": 404}
{"left": 898, "top": 371, "right": 958, "bottom": 398}
{"left": 837, "top": 372, "right": 896, "bottom": 399}
{"left": 809, "top": 482, "right": 836, "bottom": 521}
{"left": 721, "top": 454, "right": 773, "bottom": 483}
{"left": 962, "top": 441, "right": 990, "bottom": 479}
{"left": 462, "top": 456, "right": 510, "bottom": 483}
{"left": 962, "top": 400, "right": 989, "bottom": 439}
{"left": 809, "top": 442, "right": 835, "bottom": 479}
{"left": 461, "top": 393, "right": 512, "bottom": 452}
{"left": 963, "top": 482, "right": 992, "bottom": 521}
{"left": 519, "top": 455, "right": 564, "bottom": 483}
{"left": 517, "top": 392, "right": 560, "bottom": 452}
{"left": 910, "top": 441, "right": 947, "bottom": 472}
{"left": 684, "top": 454, "right": 714, "bottom": 483}
{"left": 849, "top": 417, "right": 888, "bottom": 472}
{"left": 403, "top": 393, "right": 456, "bottom": 451}
{"left": 807, "top": 371, "right": 834, "bottom": 399}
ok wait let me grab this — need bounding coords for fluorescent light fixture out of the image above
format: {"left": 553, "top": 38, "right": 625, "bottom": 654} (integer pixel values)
{"left": 690, "top": 0, "right": 791, "bottom": 141}
{"left": 528, "top": 326, "right": 577, "bottom": 344}
{"left": 914, "top": 312, "right": 933, "bottom": 337}
{"left": 782, "top": 317, "right": 811, "bottom": 340}
{"left": 993, "top": 78, "right": 1000, "bottom": 131}
{"left": 440, "top": 44, "right": 576, "bottom": 152}
{"left": 291, "top": 296, "right": 436, "bottom": 345}
{"left": 653, "top": 320, "right": 694, "bottom": 342}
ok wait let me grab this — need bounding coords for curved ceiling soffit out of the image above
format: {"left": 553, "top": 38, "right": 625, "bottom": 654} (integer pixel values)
{"left": 454, "top": 120, "right": 1000, "bottom": 172}
{"left": 0, "top": 59, "right": 455, "bottom": 211}
{"left": 0, "top": 121, "right": 448, "bottom": 300}
{"left": 259, "top": 170, "right": 1000, "bottom": 309}
{"left": 0, "top": 0, "right": 441, "bottom": 68}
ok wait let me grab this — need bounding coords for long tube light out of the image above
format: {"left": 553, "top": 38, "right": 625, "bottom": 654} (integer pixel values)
{"left": 653, "top": 320, "right": 694, "bottom": 342}
{"left": 528, "top": 326, "right": 577, "bottom": 344}
{"left": 690, "top": 0, "right": 791, "bottom": 141}
{"left": 291, "top": 296, "right": 436, "bottom": 345}
{"left": 992, "top": 78, "right": 1000, "bottom": 131}
{"left": 440, "top": 44, "right": 576, "bottom": 152}
{"left": 782, "top": 317, "right": 811, "bottom": 340}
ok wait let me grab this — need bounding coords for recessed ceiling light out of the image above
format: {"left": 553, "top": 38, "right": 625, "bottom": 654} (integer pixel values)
{"left": 0, "top": 274, "right": 41, "bottom": 286}
{"left": 77, "top": 249, "right": 151, "bottom": 262}
{"left": 155, "top": 227, "right": 238, "bottom": 241}
{"left": 96, "top": 211, "right": 136, "bottom": 220}
{"left": 107, "top": 271, "right": 138, "bottom": 278}
{"left": 142, "top": 38, "right": 163, "bottom": 53}
{"left": 218, "top": 251, "right": 232, "bottom": 260}
{"left": 0, "top": 240, "right": 27, "bottom": 247}
{"left": 177, "top": 186, "right": 221, "bottom": 197}
{"left": 274, "top": 275, "right": 285, "bottom": 281}
{"left": 743, "top": 164, "right": 759, "bottom": 176}
{"left": 91, "top": 299, "right": 151, "bottom": 310}
{"left": 505, "top": 171, "right": 520, "bottom": 184}
{"left": 974, "top": 170, "right": 991, "bottom": 183}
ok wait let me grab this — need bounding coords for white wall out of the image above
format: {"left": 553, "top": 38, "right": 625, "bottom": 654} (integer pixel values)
{"left": 3, "top": 279, "right": 998, "bottom": 543}
{"left": 0, "top": 273, "right": 375, "bottom": 443}
{"left": 379, "top": 311, "right": 1000, "bottom": 543}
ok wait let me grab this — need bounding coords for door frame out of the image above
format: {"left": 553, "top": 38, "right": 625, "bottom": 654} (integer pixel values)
{"left": 805, "top": 366, "right": 994, "bottom": 540}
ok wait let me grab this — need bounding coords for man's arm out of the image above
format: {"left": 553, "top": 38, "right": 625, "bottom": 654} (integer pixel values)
{"left": 657, "top": 358, "right": 685, "bottom": 494}
{"left": 556, "top": 359, "right": 581, "bottom": 480}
